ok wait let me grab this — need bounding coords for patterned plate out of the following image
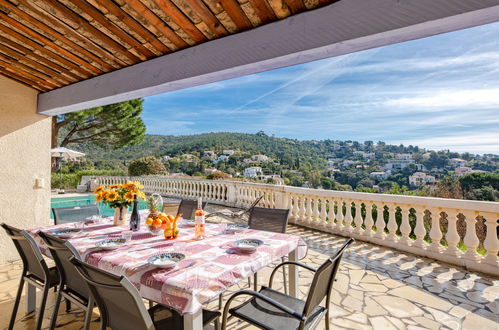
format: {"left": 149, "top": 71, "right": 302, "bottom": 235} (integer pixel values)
{"left": 233, "top": 239, "right": 263, "bottom": 252}
{"left": 183, "top": 219, "right": 196, "bottom": 227}
{"left": 51, "top": 228, "right": 82, "bottom": 239}
{"left": 148, "top": 252, "right": 185, "bottom": 269}
{"left": 95, "top": 238, "right": 126, "bottom": 250}
{"left": 225, "top": 224, "right": 249, "bottom": 233}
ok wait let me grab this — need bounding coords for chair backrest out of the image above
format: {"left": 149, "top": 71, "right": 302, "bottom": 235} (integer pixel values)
{"left": 248, "top": 207, "right": 290, "bottom": 233}
{"left": 70, "top": 257, "right": 154, "bottom": 330}
{"left": 1, "top": 223, "right": 49, "bottom": 281}
{"left": 302, "top": 238, "right": 354, "bottom": 317}
{"left": 177, "top": 199, "right": 207, "bottom": 220}
{"left": 52, "top": 204, "right": 100, "bottom": 225}
{"left": 38, "top": 231, "right": 90, "bottom": 299}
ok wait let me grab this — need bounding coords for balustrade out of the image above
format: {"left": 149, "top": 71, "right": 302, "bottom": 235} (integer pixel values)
{"left": 93, "top": 175, "right": 498, "bottom": 275}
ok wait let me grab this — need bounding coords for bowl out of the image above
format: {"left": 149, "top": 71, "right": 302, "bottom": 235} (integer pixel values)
{"left": 233, "top": 239, "right": 263, "bottom": 253}
{"left": 147, "top": 252, "right": 185, "bottom": 269}
{"left": 147, "top": 224, "right": 164, "bottom": 236}
{"left": 95, "top": 238, "right": 127, "bottom": 250}
{"left": 182, "top": 219, "right": 196, "bottom": 227}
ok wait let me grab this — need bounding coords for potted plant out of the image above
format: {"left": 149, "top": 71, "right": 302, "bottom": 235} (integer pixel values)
{"left": 94, "top": 181, "right": 146, "bottom": 226}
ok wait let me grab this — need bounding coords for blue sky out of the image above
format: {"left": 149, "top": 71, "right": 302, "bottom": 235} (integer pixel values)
{"left": 143, "top": 22, "right": 499, "bottom": 154}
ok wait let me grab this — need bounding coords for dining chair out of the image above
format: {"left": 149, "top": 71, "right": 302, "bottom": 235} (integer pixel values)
{"left": 69, "top": 257, "right": 221, "bottom": 330}
{"left": 1, "top": 223, "right": 60, "bottom": 330}
{"left": 221, "top": 238, "right": 354, "bottom": 330}
{"left": 38, "top": 231, "right": 95, "bottom": 330}
{"left": 206, "top": 195, "right": 263, "bottom": 221}
{"left": 52, "top": 204, "right": 100, "bottom": 225}
{"left": 173, "top": 199, "right": 207, "bottom": 220}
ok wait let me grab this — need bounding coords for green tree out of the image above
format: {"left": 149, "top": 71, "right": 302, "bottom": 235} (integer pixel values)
{"left": 52, "top": 99, "right": 146, "bottom": 149}
{"left": 128, "top": 156, "right": 166, "bottom": 176}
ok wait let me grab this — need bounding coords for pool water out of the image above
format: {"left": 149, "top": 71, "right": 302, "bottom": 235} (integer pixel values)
{"left": 51, "top": 195, "right": 149, "bottom": 218}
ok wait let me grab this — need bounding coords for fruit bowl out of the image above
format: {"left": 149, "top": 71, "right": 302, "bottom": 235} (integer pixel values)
{"left": 147, "top": 224, "right": 164, "bottom": 235}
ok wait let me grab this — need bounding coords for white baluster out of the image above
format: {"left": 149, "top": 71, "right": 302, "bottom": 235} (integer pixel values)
{"left": 320, "top": 198, "right": 328, "bottom": 228}
{"left": 374, "top": 203, "right": 385, "bottom": 238}
{"left": 336, "top": 200, "right": 345, "bottom": 230}
{"left": 312, "top": 198, "right": 320, "bottom": 225}
{"left": 414, "top": 207, "right": 427, "bottom": 248}
{"left": 386, "top": 203, "right": 398, "bottom": 240}
{"left": 363, "top": 202, "right": 374, "bottom": 236}
{"left": 463, "top": 210, "right": 480, "bottom": 261}
{"left": 399, "top": 205, "right": 412, "bottom": 245}
{"left": 327, "top": 199, "right": 336, "bottom": 231}
{"left": 445, "top": 210, "right": 462, "bottom": 256}
{"left": 298, "top": 196, "right": 307, "bottom": 224}
{"left": 353, "top": 201, "right": 364, "bottom": 234}
{"left": 482, "top": 212, "right": 499, "bottom": 265}
{"left": 344, "top": 200, "right": 353, "bottom": 233}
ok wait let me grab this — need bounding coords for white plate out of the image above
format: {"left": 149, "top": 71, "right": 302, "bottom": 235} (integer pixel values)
{"left": 233, "top": 239, "right": 263, "bottom": 252}
{"left": 51, "top": 228, "right": 82, "bottom": 239}
{"left": 183, "top": 219, "right": 196, "bottom": 227}
{"left": 147, "top": 252, "right": 185, "bottom": 269}
{"left": 95, "top": 238, "right": 126, "bottom": 250}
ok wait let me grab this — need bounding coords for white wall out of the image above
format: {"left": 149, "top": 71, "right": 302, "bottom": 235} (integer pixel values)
{"left": 0, "top": 76, "right": 51, "bottom": 264}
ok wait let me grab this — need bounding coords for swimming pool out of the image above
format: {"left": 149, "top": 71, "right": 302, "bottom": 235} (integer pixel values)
{"left": 50, "top": 195, "right": 149, "bottom": 218}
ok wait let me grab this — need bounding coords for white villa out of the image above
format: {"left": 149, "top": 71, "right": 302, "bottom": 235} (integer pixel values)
{"left": 450, "top": 158, "right": 468, "bottom": 168}
{"left": 370, "top": 171, "right": 391, "bottom": 179}
{"left": 244, "top": 166, "right": 263, "bottom": 178}
{"left": 409, "top": 172, "right": 436, "bottom": 186}
{"left": 203, "top": 151, "right": 216, "bottom": 159}
{"left": 251, "top": 154, "right": 270, "bottom": 162}
{"left": 223, "top": 150, "right": 235, "bottom": 156}
{"left": 396, "top": 153, "right": 413, "bottom": 160}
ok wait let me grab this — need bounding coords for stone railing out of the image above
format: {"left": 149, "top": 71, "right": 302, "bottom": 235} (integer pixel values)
{"left": 94, "top": 176, "right": 499, "bottom": 275}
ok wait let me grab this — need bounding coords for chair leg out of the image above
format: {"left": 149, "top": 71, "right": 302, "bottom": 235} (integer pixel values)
{"left": 214, "top": 316, "right": 221, "bottom": 330}
{"left": 218, "top": 294, "right": 223, "bottom": 311}
{"left": 50, "top": 290, "right": 63, "bottom": 329}
{"left": 253, "top": 273, "right": 257, "bottom": 291}
{"left": 247, "top": 277, "right": 251, "bottom": 288}
{"left": 83, "top": 296, "right": 94, "bottom": 330}
{"left": 281, "top": 257, "right": 288, "bottom": 295}
{"left": 65, "top": 298, "right": 71, "bottom": 312}
{"left": 8, "top": 276, "right": 25, "bottom": 330}
{"left": 325, "top": 309, "right": 330, "bottom": 330}
{"left": 35, "top": 284, "right": 50, "bottom": 330}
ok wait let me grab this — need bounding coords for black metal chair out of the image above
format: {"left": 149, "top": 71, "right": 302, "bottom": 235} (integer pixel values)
{"left": 38, "top": 231, "right": 95, "bottom": 330}
{"left": 175, "top": 199, "right": 207, "bottom": 220}
{"left": 222, "top": 238, "right": 354, "bottom": 330}
{"left": 69, "top": 257, "right": 221, "bottom": 330}
{"left": 52, "top": 204, "right": 100, "bottom": 225}
{"left": 206, "top": 196, "right": 263, "bottom": 221}
{"left": 1, "top": 223, "right": 60, "bottom": 330}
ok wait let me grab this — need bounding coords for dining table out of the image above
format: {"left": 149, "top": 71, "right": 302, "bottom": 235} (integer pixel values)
{"left": 26, "top": 212, "right": 307, "bottom": 330}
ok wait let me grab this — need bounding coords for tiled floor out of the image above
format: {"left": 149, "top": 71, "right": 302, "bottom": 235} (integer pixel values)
{"left": 1, "top": 207, "right": 498, "bottom": 329}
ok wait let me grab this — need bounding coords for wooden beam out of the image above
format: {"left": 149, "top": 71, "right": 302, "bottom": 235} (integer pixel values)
{"left": 0, "top": 62, "right": 48, "bottom": 91}
{"left": 151, "top": 0, "right": 207, "bottom": 43}
{"left": 0, "top": 54, "right": 59, "bottom": 89}
{"left": 89, "top": 0, "right": 173, "bottom": 53}
{"left": 31, "top": 0, "right": 144, "bottom": 63}
{"left": 219, "top": 0, "right": 253, "bottom": 30}
{"left": 283, "top": 0, "right": 306, "bottom": 14}
{"left": 249, "top": 0, "right": 277, "bottom": 24}
{"left": 183, "top": 0, "right": 228, "bottom": 37}
{"left": 0, "top": 23, "right": 83, "bottom": 81}
{"left": 38, "top": 0, "right": 499, "bottom": 115}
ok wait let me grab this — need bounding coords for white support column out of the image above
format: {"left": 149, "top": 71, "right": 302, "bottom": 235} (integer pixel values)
{"left": 428, "top": 207, "right": 442, "bottom": 251}
{"left": 413, "top": 207, "right": 427, "bottom": 248}
{"left": 386, "top": 203, "right": 398, "bottom": 240}
{"left": 344, "top": 200, "right": 353, "bottom": 233}
{"left": 374, "top": 203, "right": 386, "bottom": 238}
{"left": 363, "top": 202, "right": 374, "bottom": 237}
{"left": 463, "top": 211, "right": 480, "bottom": 261}
{"left": 354, "top": 201, "right": 364, "bottom": 234}
{"left": 482, "top": 212, "right": 499, "bottom": 266}
{"left": 183, "top": 308, "right": 203, "bottom": 330}
{"left": 399, "top": 205, "right": 412, "bottom": 245}
{"left": 446, "top": 210, "right": 462, "bottom": 256}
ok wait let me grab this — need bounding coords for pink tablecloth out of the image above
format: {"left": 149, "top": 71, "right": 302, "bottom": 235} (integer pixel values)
{"left": 28, "top": 217, "right": 307, "bottom": 315}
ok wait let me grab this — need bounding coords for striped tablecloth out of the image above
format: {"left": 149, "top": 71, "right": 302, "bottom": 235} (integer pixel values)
{"left": 28, "top": 214, "right": 307, "bottom": 315}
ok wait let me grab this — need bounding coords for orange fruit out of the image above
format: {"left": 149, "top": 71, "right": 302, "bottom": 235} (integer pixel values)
{"left": 152, "top": 218, "right": 162, "bottom": 226}
{"left": 146, "top": 218, "right": 153, "bottom": 225}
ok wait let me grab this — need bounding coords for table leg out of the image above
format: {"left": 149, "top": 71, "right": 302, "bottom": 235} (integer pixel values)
{"left": 26, "top": 283, "right": 36, "bottom": 314}
{"left": 183, "top": 308, "right": 203, "bottom": 330}
{"left": 288, "top": 249, "right": 298, "bottom": 298}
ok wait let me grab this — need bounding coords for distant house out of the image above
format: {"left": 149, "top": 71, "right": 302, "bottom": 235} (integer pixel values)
{"left": 213, "top": 155, "right": 229, "bottom": 164}
{"left": 223, "top": 150, "right": 235, "bottom": 156}
{"left": 449, "top": 158, "right": 467, "bottom": 168}
{"left": 384, "top": 159, "right": 415, "bottom": 171}
{"left": 342, "top": 160, "right": 357, "bottom": 167}
{"left": 422, "top": 152, "right": 432, "bottom": 159}
{"left": 203, "top": 151, "right": 216, "bottom": 159}
{"left": 370, "top": 171, "right": 391, "bottom": 179}
{"left": 161, "top": 155, "right": 171, "bottom": 161}
{"left": 244, "top": 166, "right": 262, "bottom": 178}
{"left": 409, "top": 172, "right": 435, "bottom": 186}
{"left": 396, "top": 153, "right": 412, "bottom": 160}
{"left": 204, "top": 168, "right": 219, "bottom": 175}
{"left": 455, "top": 167, "right": 485, "bottom": 177}
{"left": 242, "top": 158, "right": 258, "bottom": 165}
{"left": 251, "top": 154, "right": 270, "bottom": 162}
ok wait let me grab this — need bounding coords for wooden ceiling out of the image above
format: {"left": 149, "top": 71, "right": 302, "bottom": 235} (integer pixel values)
{"left": 0, "top": 0, "right": 339, "bottom": 92}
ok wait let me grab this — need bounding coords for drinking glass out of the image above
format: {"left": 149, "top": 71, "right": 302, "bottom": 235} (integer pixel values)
{"left": 121, "top": 230, "right": 133, "bottom": 243}
{"left": 218, "top": 223, "right": 227, "bottom": 235}
{"left": 74, "top": 221, "right": 84, "bottom": 231}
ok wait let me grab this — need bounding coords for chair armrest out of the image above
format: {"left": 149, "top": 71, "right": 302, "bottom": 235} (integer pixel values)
{"left": 269, "top": 261, "right": 316, "bottom": 289}
{"left": 222, "top": 289, "right": 305, "bottom": 329}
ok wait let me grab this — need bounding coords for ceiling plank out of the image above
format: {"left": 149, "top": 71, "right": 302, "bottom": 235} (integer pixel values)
{"left": 0, "top": 22, "right": 85, "bottom": 81}
{"left": 31, "top": 0, "right": 144, "bottom": 63}
{"left": 0, "top": 68, "right": 46, "bottom": 91}
{"left": 283, "top": 0, "right": 305, "bottom": 14}
{"left": 182, "top": 0, "right": 228, "bottom": 37}
{"left": 0, "top": 56, "right": 55, "bottom": 89}
{"left": 0, "top": 0, "right": 114, "bottom": 72}
{"left": 218, "top": 0, "right": 253, "bottom": 30}
{"left": 248, "top": 0, "right": 277, "bottom": 23}
{"left": 121, "top": 0, "right": 192, "bottom": 47}
{"left": 89, "top": 0, "right": 174, "bottom": 53}
{"left": 0, "top": 13, "right": 99, "bottom": 76}
{"left": 150, "top": 0, "right": 207, "bottom": 43}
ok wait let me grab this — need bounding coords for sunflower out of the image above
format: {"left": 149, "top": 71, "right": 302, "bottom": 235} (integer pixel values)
{"left": 124, "top": 191, "right": 135, "bottom": 202}
{"left": 137, "top": 191, "right": 146, "bottom": 200}
{"left": 93, "top": 185, "right": 104, "bottom": 194}
{"left": 109, "top": 184, "right": 122, "bottom": 189}
{"left": 106, "top": 191, "right": 118, "bottom": 202}
{"left": 95, "top": 193, "right": 103, "bottom": 202}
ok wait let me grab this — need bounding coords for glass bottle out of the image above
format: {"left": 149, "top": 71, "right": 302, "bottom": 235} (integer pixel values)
{"left": 194, "top": 197, "right": 205, "bottom": 240}
{"left": 130, "top": 196, "right": 140, "bottom": 231}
